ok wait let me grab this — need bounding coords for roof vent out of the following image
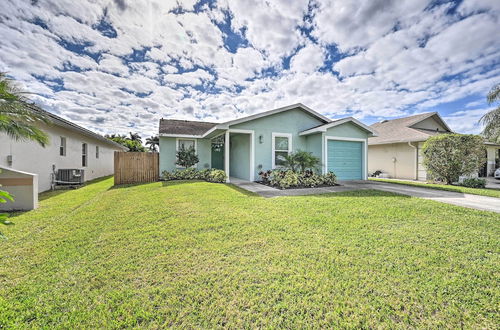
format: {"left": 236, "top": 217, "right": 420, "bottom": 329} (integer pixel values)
{"left": 380, "top": 119, "right": 389, "bottom": 123}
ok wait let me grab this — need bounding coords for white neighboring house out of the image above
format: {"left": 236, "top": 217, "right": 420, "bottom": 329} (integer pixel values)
{"left": 0, "top": 109, "right": 126, "bottom": 193}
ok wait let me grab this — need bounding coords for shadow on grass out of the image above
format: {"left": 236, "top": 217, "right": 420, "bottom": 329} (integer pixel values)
{"left": 284, "top": 189, "right": 412, "bottom": 199}
{"left": 160, "top": 180, "right": 206, "bottom": 187}
{"left": 39, "top": 175, "right": 114, "bottom": 201}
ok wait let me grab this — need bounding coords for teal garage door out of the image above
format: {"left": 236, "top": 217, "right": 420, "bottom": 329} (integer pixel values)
{"left": 327, "top": 140, "right": 363, "bottom": 180}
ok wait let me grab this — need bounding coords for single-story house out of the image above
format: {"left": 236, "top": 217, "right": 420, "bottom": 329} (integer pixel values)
{"left": 0, "top": 108, "right": 127, "bottom": 194}
{"left": 368, "top": 112, "right": 500, "bottom": 180}
{"left": 159, "top": 103, "right": 377, "bottom": 182}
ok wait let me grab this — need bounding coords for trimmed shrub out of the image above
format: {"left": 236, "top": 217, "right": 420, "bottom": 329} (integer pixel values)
{"left": 298, "top": 170, "right": 324, "bottom": 187}
{"left": 263, "top": 169, "right": 338, "bottom": 189}
{"left": 323, "top": 172, "right": 337, "bottom": 186}
{"left": 161, "top": 168, "right": 227, "bottom": 183}
{"left": 270, "top": 170, "right": 299, "bottom": 189}
{"left": 207, "top": 169, "right": 227, "bottom": 183}
{"left": 460, "top": 178, "right": 486, "bottom": 188}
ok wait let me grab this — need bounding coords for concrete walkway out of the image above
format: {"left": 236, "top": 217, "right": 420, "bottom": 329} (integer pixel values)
{"left": 230, "top": 178, "right": 500, "bottom": 213}
{"left": 361, "top": 181, "right": 500, "bottom": 213}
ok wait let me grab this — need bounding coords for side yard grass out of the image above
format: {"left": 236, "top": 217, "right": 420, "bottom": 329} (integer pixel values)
{"left": 0, "top": 178, "right": 498, "bottom": 328}
{"left": 370, "top": 177, "right": 500, "bottom": 198}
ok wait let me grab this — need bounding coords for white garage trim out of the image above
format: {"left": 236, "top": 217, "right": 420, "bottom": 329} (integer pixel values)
{"left": 324, "top": 136, "right": 368, "bottom": 180}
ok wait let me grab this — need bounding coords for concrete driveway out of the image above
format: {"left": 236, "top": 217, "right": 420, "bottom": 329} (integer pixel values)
{"left": 351, "top": 180, "right": 500, "bottom": 213}
{"left": 485, "top": 177, "right": 500, "bottom": 189}
{"left": 232, "top": 178, "right": 500, "bottom": 213}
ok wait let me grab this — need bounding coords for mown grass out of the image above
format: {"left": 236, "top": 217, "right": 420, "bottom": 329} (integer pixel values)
{"left": 1, "top": 177, "right": 498, "bottom": 328}
{"left": 370, "top": 177, "right": 500, "bottom": 198}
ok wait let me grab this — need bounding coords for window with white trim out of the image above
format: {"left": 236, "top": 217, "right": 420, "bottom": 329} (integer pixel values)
{"left": 59, "top": 137, "right": 66, "bottom": 156}
{"left": 177, "top": 139, "right": 195, "bottom": 151}
{"left": 272, "top": 133, "right": 292, "bottom": 168}
{"left": 176, "top": 138, "right": 197, "bottom": 167}
{"left": 82, "top": 143, "right": 87, "bottom": 167}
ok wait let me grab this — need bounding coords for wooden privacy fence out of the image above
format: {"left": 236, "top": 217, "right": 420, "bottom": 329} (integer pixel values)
{"left": 114, "top": 152, "right": 159, "bottom": 185}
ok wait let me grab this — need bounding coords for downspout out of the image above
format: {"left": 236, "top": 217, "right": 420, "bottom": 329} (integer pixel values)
{"left": 408, "top": 142, "right": 417, "bottom": 180}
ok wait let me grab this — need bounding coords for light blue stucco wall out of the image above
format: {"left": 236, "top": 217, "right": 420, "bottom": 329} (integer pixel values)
{"left": 325, "top": 122, "right": 369, "bottom": 139}
{"left": 230, "top": 108, "right": 325, "bottom": 178}
{"left": 159, "top": 110, "right": 372, "bottom": 180}
{"left": 229, "top": 133, "right": 250, "bottom": 180}
{"left": 159, "top": 137, "right": 211, "bottom": 173}
{"left": 305, "top": 133, "right": 324, "bottom": 173}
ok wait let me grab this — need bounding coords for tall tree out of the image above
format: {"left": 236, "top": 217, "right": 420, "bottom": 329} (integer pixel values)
{"left": 480, "top": 84, "right": 500, "bottom": 143}
{"left": 105, "top": 133, "right": 146, "bottom": 152}
{"left": 0, "top": 72, "right": 49, "bottom": 146}
{"left": 145, "top": 135, "right": 159, "bottom": 152}
{"left": 0, "top": 73, "right": 50, "bottom": 237}
{"left": 129, "top": 132, "right": 142, "bottom": 143}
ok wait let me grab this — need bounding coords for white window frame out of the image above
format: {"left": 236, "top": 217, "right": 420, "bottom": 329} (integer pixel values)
{"left": 59, "top": 136, "right": 66, "bottom": 156}
{"left": 82, "top": 143, "right": 88, "bottom": 167}
{"left": 176, "top": 138, "right": 197, "bottom": 168}
{"left": 95, "top": 145, "right": 99, "bottom": 159}
{"left": 272, "top": 132, "right": 292, "bottom": 169}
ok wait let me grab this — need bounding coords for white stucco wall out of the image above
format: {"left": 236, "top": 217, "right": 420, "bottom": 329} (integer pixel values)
{"left": 0, "top": 167, "right": 38, "bottom": 211}
{"left": 0, "top": 122, "right": 123, "bottom": 192}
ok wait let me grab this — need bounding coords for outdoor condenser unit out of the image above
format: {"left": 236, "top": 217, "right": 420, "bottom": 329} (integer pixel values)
{"left": 56, "top": 169, "right": 85, "bottom": 185}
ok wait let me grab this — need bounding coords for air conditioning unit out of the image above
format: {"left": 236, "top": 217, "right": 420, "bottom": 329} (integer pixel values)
{"left": 56, "top": 169, "right": 85, "bottom": 185}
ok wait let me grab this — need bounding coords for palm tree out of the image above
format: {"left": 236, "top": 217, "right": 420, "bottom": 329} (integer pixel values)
{"left": 145, "top": 135, "right": 159, "bottom": 152}
{"left": 480, "top": 84, "right": 500, "bottom": 143}
{"left": 0, "top": 72, "right": 49, "bottom": 146}
{"left": 129, "top": 132, "right": 142, "bottom": 143}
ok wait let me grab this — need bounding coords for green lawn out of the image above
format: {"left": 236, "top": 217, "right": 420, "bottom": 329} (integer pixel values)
{"left": 370, "top": 178, "right": 500, "bottom": 198}
{"left": 1, "top": 177, "right": 498, "bottom": 328}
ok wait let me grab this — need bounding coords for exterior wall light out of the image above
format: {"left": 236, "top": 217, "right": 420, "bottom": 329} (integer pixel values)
{"left": 259, "top": 135, "right": 263, "bottom": 144}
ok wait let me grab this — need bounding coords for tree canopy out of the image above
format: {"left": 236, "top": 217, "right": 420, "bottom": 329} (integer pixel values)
{"left": 480, "top": 84, "right": 500, "bottom": 143}
{"left": 422, "top": 134, "right": 485, "bottom": 184}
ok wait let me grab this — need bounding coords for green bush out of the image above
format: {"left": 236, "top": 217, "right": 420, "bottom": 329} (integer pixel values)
{"left": 207, "top": 169, "right": 227, "bottom": 183}
{"left": 266, "top": 169, "right": 338, "bottom": 189}
{"left": 282, "top": 150, "right": 320, "bottom": 172}
{"left": 460, "top": 178, "right": 486, "bottom": 188}
{"left": 176, "top": 146, "right": 199, "bottom": 168}
{"left": 161, "top": 168, "right": 226, "bottom": 183}
{"left": 323, "top": 172, "right": 337, "bottom": 186}
{"left": 298, "top": 171, "right": 324, "bottom": 187}
{"left": 270, "top": 170, "right": 299, "bottom": 189}
{"left": 422, "top": 134, "right": 485, "bottom": 184}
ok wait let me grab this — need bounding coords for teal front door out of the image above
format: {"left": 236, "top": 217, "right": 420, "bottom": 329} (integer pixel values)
{"left": 327, "top": 140, "right": 363, "bottom": 180}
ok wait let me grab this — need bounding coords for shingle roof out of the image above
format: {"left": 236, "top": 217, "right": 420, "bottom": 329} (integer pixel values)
{"left": 159, "top": 119, "right": 217, "bottom": 136}
{"left": 369, "top": 112, "right": 450, "bottom": 145}
{"left": 32, "top": 105, "right": 126, "bottom": 150}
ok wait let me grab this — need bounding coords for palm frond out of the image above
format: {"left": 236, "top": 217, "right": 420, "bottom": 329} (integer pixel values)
{"left": 487, "top": 84, "right": 500, "bottom": 104}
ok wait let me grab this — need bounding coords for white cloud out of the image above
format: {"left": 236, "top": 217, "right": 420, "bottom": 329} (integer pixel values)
{"left": 0, "top": 0, "right": 498, "bottom": 138}
{"left": 290, "top": 43, "right": 325, "bottom": 73}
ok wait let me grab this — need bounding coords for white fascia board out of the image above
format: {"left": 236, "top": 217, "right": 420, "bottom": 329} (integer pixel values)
{"left": 299, "top": 117, "right": 378, "bottom": 136}
{"left": 220, "top": 103, "right": 330, "bottom": 127}
{"left": 159, "top": 133, "right": 203, "bottom": 138}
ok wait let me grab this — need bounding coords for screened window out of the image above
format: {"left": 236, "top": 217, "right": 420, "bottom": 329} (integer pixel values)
{"left": 177, "top": 139, "right": 195, "bottom": 151}
{"left": 272, "top": 133, "right": 292, "bottom": 168}
{"left": 82, "top": 143, "right": 87, "bottom": 167}
{"left": 59, "top": 137, "right": 66, "bottom": 156}
{"left": 96, "top": 145, "right": 99, "bottom": 159}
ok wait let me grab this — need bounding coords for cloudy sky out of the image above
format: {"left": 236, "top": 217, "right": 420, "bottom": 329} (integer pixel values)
{"left": 1, "top": 0, "right": 499, "bottom": 138}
